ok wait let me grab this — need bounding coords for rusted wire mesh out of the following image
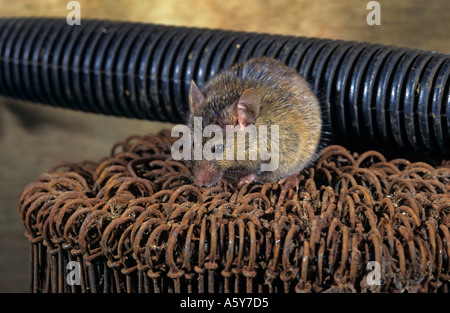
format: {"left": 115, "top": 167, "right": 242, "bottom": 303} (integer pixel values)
{"left": 18, "top": 130, "right": 450, "bottom": 293}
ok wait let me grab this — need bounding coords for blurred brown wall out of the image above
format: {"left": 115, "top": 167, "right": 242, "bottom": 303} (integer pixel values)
{"left": 1, "top": 0, "right": 448, "bottom": 52}
{"left": 0, "top": 0, "right": 448, "bottom": 292}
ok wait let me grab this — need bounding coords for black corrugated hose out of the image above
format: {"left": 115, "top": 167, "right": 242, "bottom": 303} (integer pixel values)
{"left": 0, "top": 18, "right": 448, "bottom": 158}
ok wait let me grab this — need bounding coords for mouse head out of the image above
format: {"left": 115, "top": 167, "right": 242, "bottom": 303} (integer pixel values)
{"left": 188, "top": 80, "right": 261, "bottom": 187}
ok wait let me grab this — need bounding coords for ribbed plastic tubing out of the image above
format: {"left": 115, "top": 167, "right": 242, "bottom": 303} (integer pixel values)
{"left": 0, "top": 18, "right": 448, "bottom": 154}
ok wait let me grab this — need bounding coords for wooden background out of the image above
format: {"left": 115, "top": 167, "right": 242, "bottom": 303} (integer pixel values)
{"left": 0, "top": 0, "right": 448, "bottom": 292}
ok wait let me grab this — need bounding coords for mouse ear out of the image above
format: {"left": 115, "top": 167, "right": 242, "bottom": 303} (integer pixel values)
{"left": 189, "top": 80, "right": 206, "bottom": 113}
{"left": 231, "top": 88, "right": 260, "bottom": 128}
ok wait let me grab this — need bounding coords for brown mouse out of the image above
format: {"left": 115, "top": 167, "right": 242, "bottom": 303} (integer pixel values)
{"left": 187, "top": 56, "right": 322, "bottom": 188}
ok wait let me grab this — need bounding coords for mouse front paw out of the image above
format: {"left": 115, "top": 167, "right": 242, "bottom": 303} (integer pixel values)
{"left": 237, "top": 173, "right": 257, "bottom": 189}
{"left": 219, "top": 178, "right": 235, "bottom": 191}
{"left": 278, "top": 174, "right": 301, "bottom": 190}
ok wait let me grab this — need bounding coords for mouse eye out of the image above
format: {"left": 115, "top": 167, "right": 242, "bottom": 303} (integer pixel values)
{"left": 212, "top": 143, "right": 224, "bottom": 154}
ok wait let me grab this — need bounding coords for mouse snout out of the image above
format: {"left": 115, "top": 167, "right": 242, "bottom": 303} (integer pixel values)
{"left": 193, "top": 162, "right": 222, "bottom": 187}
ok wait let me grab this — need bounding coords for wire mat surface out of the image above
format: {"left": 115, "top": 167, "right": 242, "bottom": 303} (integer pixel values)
{"left": 18, "top": 130, "right": 450, "bottom": 293}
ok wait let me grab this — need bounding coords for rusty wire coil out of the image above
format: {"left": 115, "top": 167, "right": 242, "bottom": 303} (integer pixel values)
{"left": 18, "top": 130, "right": 450, "bottom": 293}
